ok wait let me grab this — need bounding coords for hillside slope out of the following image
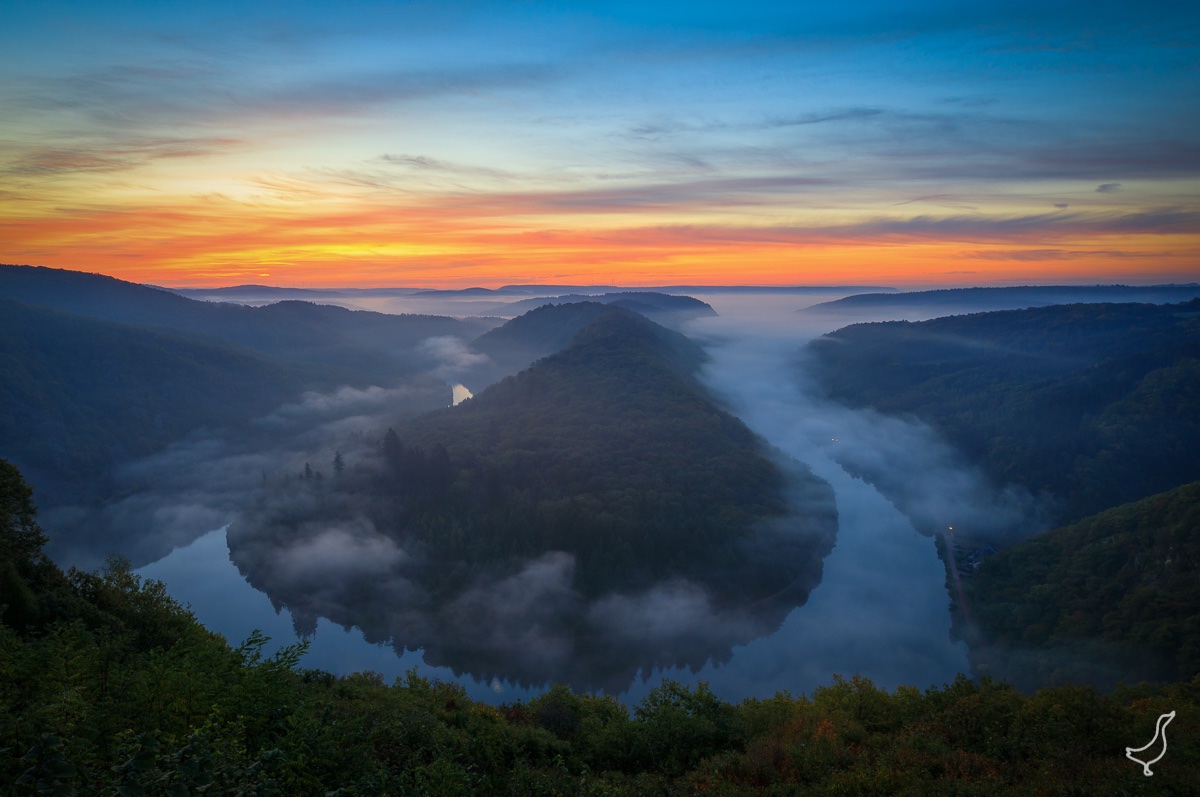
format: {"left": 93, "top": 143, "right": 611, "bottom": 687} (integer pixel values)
{"left": 0, "top": 296, "right": 313, "bottom": 505}
{"left": 468, "top": 300, "right": 702, "bottom": 386}
{"left": 0, "top": 264, "right": 491, "bottom": 381}
{"left": 966, "top": 481, "right": 1200, "bottom": 689}
{"left": 4, "top": 458, "right": 1198, "bottom": 795}
{"left": 399, "top": 308, "right": 780, "bottom": 593}
{"left": 230, "top": 308, "right": 837, "bottom": 689}
{"left": 807, "top": 299, "right": 1200, "bottom": 524}
{"left": 805, "top": 284, "right": 1200, "bottom": 317}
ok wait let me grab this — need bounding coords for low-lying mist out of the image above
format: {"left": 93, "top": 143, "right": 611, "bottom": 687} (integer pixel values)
{"left": 53, "top": 289, "right": 1056, "bottom": 698}
{"left": 222, "top": 351, "right": 841, "bottom": 692}
{"left": 43, "top": 379, "right": 451, "bottom": 569}
{"left": 693, "top": 293, "right": 1050, "bottom": 545}
{"left": 228, "top": 494, "right": 834, "bottom": 693}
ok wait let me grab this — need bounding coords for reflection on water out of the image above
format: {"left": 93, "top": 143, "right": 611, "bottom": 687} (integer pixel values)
{"left": 140, "top": 446, "right": 965, "bottom": 705}
{"left": 139, "top": 528, "right": 542, "bottom": 704}
{"left": 223, "top": 467, "right": 838, "bottom": 693}
{"left": 139, "top": 293, "right": 971, "bottom": 703}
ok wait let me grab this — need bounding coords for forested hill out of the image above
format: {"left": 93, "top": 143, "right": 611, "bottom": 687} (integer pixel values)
{"left": 966, "top": 480, "right": 1200, "bottom": 690}
{"left": 468, "top": 301, "right": 623, "bottom": 382}
{"left": 229, "top": 308, "right": 838, "bottom": 689}
{"left": 390, "top": 306, "right": 792, "bottom": 596}
{"left": 497, "top": 291, "right": 717, "bottom": 321}
{"left": 5, "top": 460, "right": 1198, "bottom": 794}
{"left": 805, "top": 284, "right": 1200, "bottom": 316}
{"left": 807, "top": 299, "right": 1200, "bottom": 525}
{"left": 466, "top": 299, "right": 707, "bottom": 386}
{"left": 0, "top": 264, "right": 493, "bottom": 381}
{"left": 0, "top": 296, "right": 313, "bottom": 506}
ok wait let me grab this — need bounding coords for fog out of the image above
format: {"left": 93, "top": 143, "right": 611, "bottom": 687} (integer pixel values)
{"left": 90, "top": 287, "right": 1055, "bottom": 700}
{"left": 694, "top": 293, "right": 1049, "bottom": 542}
{"left": 223, "top": 444, "right": 837, "bottom": 692}
{"left": 44, "top": 381, "right": 450, "bottom": 569}
{"left": 799, "top": 284, "right": 1200, "bottom": 324}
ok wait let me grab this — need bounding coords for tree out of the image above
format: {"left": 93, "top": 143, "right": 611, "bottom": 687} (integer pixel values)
{"left": 382, "top": 428, "right": 403, "bottom": 473}
{"left": 333, "top": 451, "right": 345, "bottom": 477}
{"left": 0, "top": 459, "right": 54, "bottom": 629}
{"left": 0, "top": 458, "right": 47, "bottom": 565}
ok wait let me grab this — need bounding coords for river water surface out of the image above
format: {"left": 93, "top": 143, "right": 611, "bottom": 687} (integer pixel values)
{"left": 140, "top": 294, "right": 971, "bottom": 704}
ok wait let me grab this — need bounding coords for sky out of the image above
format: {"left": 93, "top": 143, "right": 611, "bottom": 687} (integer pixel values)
{"left": 1, "top": 1, "right": 1198, "bottom": 288}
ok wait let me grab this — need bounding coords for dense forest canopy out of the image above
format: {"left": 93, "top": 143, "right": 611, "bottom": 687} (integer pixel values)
{"left": 466, "top": 301, "right": 634, "bottom": 387}
{"left": 393, "top": 308, "right": 802, "bottom": 597}
{"left": 807, "top": 299, "right": 1200, "bottom": 526}
{"left": 807, "top": 299, "right": 1200, "bottom": 693}
{"left": 0, "top": 266, "right": 496, "bottom": 564}
{"left": 966, "top": 480, "right": 1200, "bottom": 690}
{"left": 228, "top": 308, "right": 838, "bottom": 690}
{"left": 0, "top": 296, "right": 313, "bottom": 505}
{"left": 3, "top": 459, "right": 1198, "bottom": 794}
{"left": 805, "top": 285, "right": 1200, "bottom": 316}
{"left": 0, "top": 264, "right": 495, "bottom": 382}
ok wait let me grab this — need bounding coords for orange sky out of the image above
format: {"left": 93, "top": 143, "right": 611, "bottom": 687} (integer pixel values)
{"left": 4, "top": 190, "right": 1194, "bottom": 288}
{"left": 2, "top": 3, "right": 1197, "bottom": 288}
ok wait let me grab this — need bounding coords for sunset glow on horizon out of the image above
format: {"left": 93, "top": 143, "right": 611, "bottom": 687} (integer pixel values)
{"left": 2, "top": 1, "right": 1197, "bottom": 289}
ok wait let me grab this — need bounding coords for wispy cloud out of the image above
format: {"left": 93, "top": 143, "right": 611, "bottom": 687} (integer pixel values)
{"left": 2, "top": 1, "right": 1196, "bottom": 286}
{"left": 765, "top": 107, "right": 885, "bottom": 127}
{"left": 3, "top": 137, "right": 242, "bottom": 177}
{"left": 965, "top": 249, "right": 1160, "bottom": 261}
{"left": 591, "top": 209, "right": 1200, "bottom": 247}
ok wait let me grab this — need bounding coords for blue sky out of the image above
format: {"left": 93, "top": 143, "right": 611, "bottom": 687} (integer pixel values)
{"left": 1, "top": 0, "right": 1196, "bottom": 286}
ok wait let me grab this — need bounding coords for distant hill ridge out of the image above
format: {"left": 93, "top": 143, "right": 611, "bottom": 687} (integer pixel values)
{"left": 0, "top": 295, "right": 308, "bottom": 507}
{"left": 967, "top": 480, "right": 1200, "bottom": 689}
{"left": 229, "top": 307, "right": 838, "bottom": 689}
{"left": 0, "top": 264, "right": 491, "bottom": 380}
{"left": 498, "top": 291, "right": 717, "bottom": 318}
{"left": 808, "top": 298, "right": 1200, "bottom": 525}
{"left": 805, "top": 284, "right": 1200, "bottom": 314}
{"left": 453, "top": 301, "right": 699, "bottom": 389}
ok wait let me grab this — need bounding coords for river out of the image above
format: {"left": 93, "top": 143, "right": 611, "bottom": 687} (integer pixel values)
{"left": 139, "top": 293, "right": 971, "bottom": 704}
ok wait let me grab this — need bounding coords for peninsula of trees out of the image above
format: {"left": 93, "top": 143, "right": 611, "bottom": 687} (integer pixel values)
{"left": 229, "top": 306, "right": 838, "bottom": 690}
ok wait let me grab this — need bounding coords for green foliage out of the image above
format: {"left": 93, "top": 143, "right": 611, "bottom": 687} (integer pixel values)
{"left": 633, "top": 681, "right": 739, "bottom": 776}
{"left": 0, "top": 296, "right": 313, "bottom": 509}
{"left": 967, "top": 481, "right": 1200, "bottom": 688}
{"left": 4, "top": 497, "right": 1200, "bottom": 795}
{"left": 227, "top": 310, "right": 833, "bottom": 691}
{"left": 0, "top": 458, "right": 47, "bottom": 564}
{"left": 809, "top": 299, "right": 1200, "bottom": 524}
{"left": 809, "top": 301, "right": 1200, "bottom": 692}
{"left": 0, "top": 459, "right": 69, "bottom": 631}
{"left": 371, "top": 309, "right": 805, "bottom": 599}
{"left": 0, "top": 264, "right": 480, "bottom": 543}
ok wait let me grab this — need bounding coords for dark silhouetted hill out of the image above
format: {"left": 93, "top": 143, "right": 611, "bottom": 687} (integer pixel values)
{"left": 808, "top": 299, "right": 1200, "bottom": 524}
{"left": 0, "top": 296, "right": 312, "bottom": 506}
{"left": 468, "top": 301, "right": 703, "bottom": 385}
{"left": 229, "top": 309, "right": 837, "bottom": 690}
{"left": 967, "top": 481, "right": 1200, "bottom": 690}
{"left": 804, "top": 284, "right": 1200, "bottom": 316}
{"left": 0, "top": 264, "right": 491, "bottom": 381}
{"left": 498, "top": 291, "right": 716, "bottom": 321}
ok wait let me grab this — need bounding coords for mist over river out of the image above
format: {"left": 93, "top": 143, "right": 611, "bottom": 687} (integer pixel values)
{"left": 139, "top": 293, "right": 984, "bottom": 703}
